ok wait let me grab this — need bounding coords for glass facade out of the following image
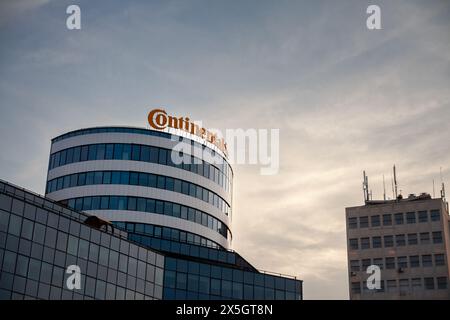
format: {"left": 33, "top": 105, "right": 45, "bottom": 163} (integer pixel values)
{"left": 46, "top": 170, "right": 230, "bottom": 215}
{"left": 48, "top": 143, "right": 232, "bottom": 193}
{"left": 0, "top": 181, "right": 164, "bottom": 300}
{"left": 0, "top": 179, "right": 302, "bottom": 300}
{"left": 61, "top": 195, "right": 230, "bottom": 240}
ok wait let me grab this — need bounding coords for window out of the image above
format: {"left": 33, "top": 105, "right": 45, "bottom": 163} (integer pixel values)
{"left": 406, "top": 212, "right": 416, "bottom": 224}
{"left": 395, "top": 234, "right": 406, "bottom": 246}
{"left": 362, "top": 259, "right": 371, "bottom": 269}
{"left": 422, "top": 255, "right": 432, "bottom": 267}
{"left": 359, "top": 216, "right": 369, "bottom": 228}
{"left": 361, "top": 238, "right": 370, "bottom": 249}
{"left": 432, "top": 231, "right": 443, "bottom": 244}
{"left": 122, "top": 144, "right": 131, "bottom": 160}
{"left": 424, "top": 277, "right": 435, "bottom": 290}
{"left": 103, "top": 171, "right": 111, "bottom": 184}
{"left": 113, "top": 144, "right": 123, "bottom": 160}
{"left": 386, "top": 280, "right": 397, "bottom": 293}
{"left": 350, "top": 260, "right": 360, "bottom": 272}
{"left": 96, "top": 144, "right": 105, "bottom": 160}
{"left": 430, "top": 210, "right": 440, "bottom": 221}
{"left": 399, "top": 279, "right": 409, "bottom": 293}
{"left": 129, "top": 172, "right": 139, "bottom": 186}
{"left": 140, "top": 146, "right": 150, "bottom": 162}
{"left": 397, "top": 256, "right": 407, "bottom": 269}
{"left": 418, "top": 211, "right": 428, "bottom": 223}
{"left": 80, "top": 146, "right": 89, "bottom": 161}
{"left": 158, "top": 149, "right": 167, "bottom": 165}
{"left": 435, "top": 254, "right": 445, "bottom": 266}
{"left": 349, "top": 239, "right": 358, "bottom": 250}
{"left": 437, "top": 277, "right": 448, "bottom": 289}
{"left": 120, "top": 172, "right": 129, "bottom": 184}
{"left": 372, "top": 236, "right": 382, "bottom": 248}
{"left": 382, "top": 214, "right": 392, "bottom": 226}
{"left": 88, "top": 145, "right": 97, "bottom": 161}
{"left": 105, "top": 144, "right": 114, "bottom": 159}
{"left": 394, "top": 213, "right": 404, "bottom": 225}
{"left": 384, "top": 235, "right": 394, "bottom": 247}
{"left": 407, "top": 233, "right": 418, "bottom": 245}
{"left": 370, "top": 215, "right": 380, "bottom": 227}
{"left": 409, "top": 255, "right": 420, "bottom": 268}
{"left": 420, "top": 232, "right": 430, "bottom": 245}
{"left": 385, "top": 257, "right": 395, "bottom": 269}
{"left": 373, "top": 258, "right": 383, "bottom": 270}
{"left": 351, "top": 282, "right": 361, "bottom": 294}
{"left": 131, "top": 145, "right": 140, "bottom": 161}
{"left": 411, "top": 278, "right": 422, "bottom": 290}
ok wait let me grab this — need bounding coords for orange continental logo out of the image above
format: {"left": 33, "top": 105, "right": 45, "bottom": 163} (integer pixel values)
{"left": 148, "top": 108, "right": 228, "bottom": 156}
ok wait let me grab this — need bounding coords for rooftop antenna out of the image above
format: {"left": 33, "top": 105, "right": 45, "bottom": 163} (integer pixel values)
{"left": 363, "top": 171, "right": 369, "bottom": 203}
{"left": 383, "top": 174, "right": 386, "bottom": 201}
{"left": 393, "top": 165, "right": 398, "bottom": 200}
{"left": 390, "top": 172, "right": 395, "bottom": 199}
{"left": 440, "top": 167, "right": 446, "bottom": 200}
{"left": 433, "top": 179, "right": 436, "bottom": 198}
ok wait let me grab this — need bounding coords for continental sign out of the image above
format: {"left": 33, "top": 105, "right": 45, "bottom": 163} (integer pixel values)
{"left": 148, "top": 108, "right": 228, "bottom": 156}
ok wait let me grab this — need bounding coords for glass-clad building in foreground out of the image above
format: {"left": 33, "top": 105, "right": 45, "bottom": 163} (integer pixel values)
{"left": 0, "top": 127, "right": 302, "bottom": 300}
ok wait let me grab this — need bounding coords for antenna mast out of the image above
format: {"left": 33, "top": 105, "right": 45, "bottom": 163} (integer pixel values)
{"left": 383, "top": 174, "right": 386, "bottom": 201}
{"left": 393, "top": 165, "right": 398, "bottom": 199}
{"left": 441, "top": 167, "right": 446, "bottom": 200}
{"left": 363, "top": 171, "right": 369, "bottom": 203}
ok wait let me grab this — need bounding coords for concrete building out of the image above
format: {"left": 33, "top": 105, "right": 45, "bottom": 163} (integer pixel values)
{"left": 346, "top": 192, "right": 450, "bottom": 300}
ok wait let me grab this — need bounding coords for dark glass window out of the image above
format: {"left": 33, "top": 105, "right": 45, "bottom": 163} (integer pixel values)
{"left": 372, "top": 236, "right": 382, "bottom": 248}
{"left": 96, "top": 144, "right": 106, "bottom": 160}
{"left": 383, "top": 214, "right": 392, "bottom": 226}
{"left": 361, "top": 238, "right": 370, "bottom": 249}
{"left": 409, "top": 255, "right": 420, "bottom": 268}
{"left": 140, "top": 146, "right": 150, "bottom": 162}
{"left": 422, "top": 255, "right": 432, "bottom": 267}
{"left": 88, "top": 145, "right": 97, "bottom": 161}
{"left": 157, "top": 176, "right": 165, "bottom": 189}
{"left": 418, "top": 211, "right": 428, "bottom": 223}
{"left": 94, "top": 172, "right": 103, "bottom": 184}
{"left": 148, "top": 174, "right": 157, "bottom": 188}
{"left": 159, "top": 149, "right": 167, "bottom": 165}
{"left": 394, "top": 213, "right": 404, "bottom": 225}
{"left": 396, "top": 234, "right": 406, "bottom": 246}
{"left": 149, "top": 147, "right": 159, "bottom": 163}
{"left": 406, "top": 212, "right": 416, "bottom": 224}
{"left": 371, "top": 215, "right": 380, "bottom": 227}
{"left": 130, "top": 172, "right": 139, "bottom": 185}
{"left": 132, "top": 145, "right": 141, "bottom": 161}
{"left": 103, "top": 171, "right": 111, "bottom": 184}
{"left": 113, "top": 144, "right": 123, "bottom": 160}
{"left": 433, "top": 231, "right": 443, "bottom": 244}
{"left": 120, "top": 172, "right": 129, "bottom": 184}
{"left": 430, "top": 210, "right": 440, "bottom": 221}
{"left": 138, "top": 173, "right": 148, "bottom": 187}
{"left": 73, "top": 146, "right": 81, "bottom": 162}
{"left": 122, "top": 144, "right": 131, "bottom": 160}
{"left": 435, "top": 254, "right": 445, "bottom": 266}
{"left": 407, "top": 233, "right": 418, "bottom": 245}
{"left": 105, "top": 144, "right": 114, "bottom": 159}
{"left": 349, "top": 239, "right": 358, "bottom": 250}
{"left": 111, "top": 172, "right": 121, "bottom": 184}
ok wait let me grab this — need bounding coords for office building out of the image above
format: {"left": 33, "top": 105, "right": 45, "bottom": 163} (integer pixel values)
{"left": 346, "top": 191, "right": 450, "bottom": 300}
{"left": 0, "top": 126, "right": 302, "bottom": 300}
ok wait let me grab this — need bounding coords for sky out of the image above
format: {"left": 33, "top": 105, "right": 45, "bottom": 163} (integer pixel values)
{"left": 0, "top": 0, "right": 449, "bottom": 299}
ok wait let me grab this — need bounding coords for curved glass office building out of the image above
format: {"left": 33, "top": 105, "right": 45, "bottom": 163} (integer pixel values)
{"left": 0, "top": 125, "right": 303, "bottom": 300}
{"left": 45, "top": 127, "right": 233, "bottom": 251}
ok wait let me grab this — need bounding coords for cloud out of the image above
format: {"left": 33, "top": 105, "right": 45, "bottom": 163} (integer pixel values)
{"left": 0, "top": 0, "right": 449, "bottom": 299}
